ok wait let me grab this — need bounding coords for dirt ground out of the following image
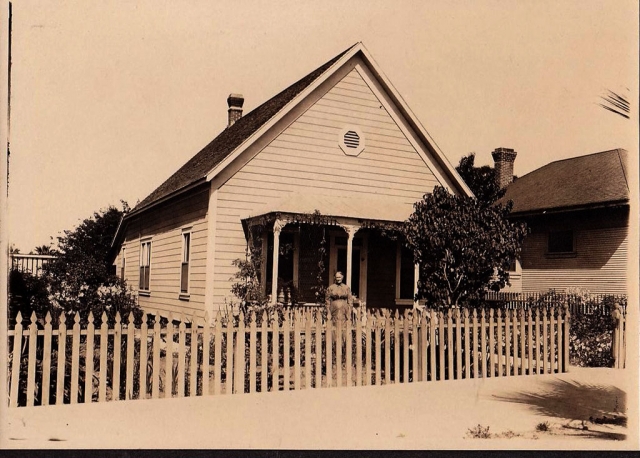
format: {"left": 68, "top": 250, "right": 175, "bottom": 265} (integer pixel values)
{"left": 1, "top": 366, "right": 636, "bottom": 450}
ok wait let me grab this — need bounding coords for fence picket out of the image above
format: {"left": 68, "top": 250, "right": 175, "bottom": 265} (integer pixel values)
{"left": 346, "top": 311, "right": 353, "bottom": 387}
{"left": 447, "top": 309, "right": 453, "bottom": 381}
{"left": 455, "top": 309, "right": 462, "bottom": 380}
{"left": 178, "top": 315, "right": 186, "bottom": 397}
{"left": 299, "top": 311, "right": 307, "bottom": 390}
{"left": 314, "top": 309, "right": 322, "bottom": 389}
{"left": 549, "top": 307, "right": 556, "bottom": 373}
{"left": 152, "top": 314, "right": 161, "bottom": 399}
{"left": 85, "top": 312, "right": 95, "bottom": 403}
{"left": 391, "top": 311, "right": 398, "bottom": 384}
{"left": 365, "top": 310, "right": 371, "bottom": 386}
{"left": 261, "top": 311, "right": 268, "bottom": 392}
{"left": 402, "top": 310, "right": 409, "bottom": 383}
{"left": 438, "top": 311, "right": 445, "bottom": 381}
{"left": 472, "top": 309, "right": 478, "bottom": 379}
{"left": 336, "top": 313, "right": 343, "bottom": 388}
{"left": 324, "top": 311, "right": 330, "bottom": 388}
{"left": 480, "top": 309, "right": 487, "bottom": 378}
{"left": 383, "top": 311, "right": 390, "bottom": 385}
{"left": 165, "top": 315, "right": 174, "bottom": 398}
{"left": 534, "top": 308, "right": 541, "bottom": 375}
{"left": 25, "top": 313, "right": 38, "bottom": 407}
{"left": 424, "top": 311, "right": 431, "bottom": 382}
{"left": 488, "top": 309, "right": 495, "bottom": 378}
{"left": 10, "top": 312, "right": 23, "bottom": 407}
{"left": 273, "top": 311, "right": 280, "bottom": 391}
{"left": 209, "top": 312, "right": 217, "bottom": 396}
{"left": 70, "top": 313, "right": 81, "bottom": 404}
{"left": 190, "top": 314, "right": 198, "bottom": 397}
{"left": 313, "top": 311, "right": 321, "bottom": 389}
{"left": 503, "top": 309, "right": 510, "bottom": 377}
{"left": 518, "top": 309, "right": 524, "bottom": 376}
{"left": 126, "top": 313, "right": 135, "bottom": 400}
{"left": 462, "top": 309, "right": 469, "bottom": 379}
{"left": 542, "top": 306, "right": 549, "bottom": 374}
{"left": 139, "top": 316, "right": 148, "bottom": 399}
{"left": 563, "top": 305, "right": 570, "bottom": 372}
{"left": 356, "top": 308, "right": 362, "bottom": 386}
{"left": 99, "top": 313, "right": 108, "bottom": 402}
{"left": 235, "top": 312, "right": 245, "bottom": 394}
{"left": 374, "top": 313, "right": 381, "bottom": 385}
{"left": 113, "top": 312, "right": 123, "bottom": 401}
{"left": 303, "top": 310, "right": 313, "bottom": 389}
{"left": 283, "top": 311, "right": 291, "bottom": 391}
{"left": 225, "top": 315, "right": 234, "bottom": 395}
{"left": 42, "top": 313, "right": 53, "bottom": 406}
{"left": 249, "top": 312, "right": 257, "bottom": 393}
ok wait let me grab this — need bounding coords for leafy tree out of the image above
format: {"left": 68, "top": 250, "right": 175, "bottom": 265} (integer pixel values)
{"left": 455, "top": 153, "right": 505, "bottom": 207}
{"left": 10, "top": 202, "right": 140, "bottom": 324}
{"left": 403, "top": 186, "right": 528, "bottom": 308}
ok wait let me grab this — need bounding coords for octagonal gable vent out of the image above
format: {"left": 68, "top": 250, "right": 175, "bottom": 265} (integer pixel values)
{"left": 339, "top": 126, "right": 365, "bottom": 156}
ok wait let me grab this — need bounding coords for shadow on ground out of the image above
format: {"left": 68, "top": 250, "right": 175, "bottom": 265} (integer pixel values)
{"left": 492, "top": 378, "right": 627, "bottom": 440}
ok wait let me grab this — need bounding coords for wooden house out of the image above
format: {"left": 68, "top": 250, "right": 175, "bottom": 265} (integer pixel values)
{"left": 110, "top": 43, "right": 473, "bottom": 319}
{"left": 496, "top": 148, "right": 629, "bottom": 295}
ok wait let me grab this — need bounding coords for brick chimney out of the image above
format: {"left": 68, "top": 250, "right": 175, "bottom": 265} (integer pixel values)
{"left": 227, "top": 93, "right": 244, "bottom": 127}
{"left": 491, "top": 147, "right": 517, "bottom": 189}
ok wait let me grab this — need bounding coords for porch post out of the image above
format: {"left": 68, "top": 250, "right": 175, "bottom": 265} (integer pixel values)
{"left": 414, "top": 263, "right": 420, "bottom": 308}
{"left": 344, "top": 225, "right": 359, "bottom": 289}
{"left": 271, "top": 219, "right": 284, "bottom": 304}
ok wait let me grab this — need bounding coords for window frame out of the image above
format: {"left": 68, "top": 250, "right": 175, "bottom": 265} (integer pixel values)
{"left": 120, "top": 246, "right": 126, "bottom": 280}
{"left": 395, "top": 241, "right": 418, "bottom": 306}
{"left": 180, "top": 229, "right": 192, "bottom": 298}
{"left": 547, "top": 229, "right": 576, "bottom": 256}
{"left": 139, "top": 238, "right": 152, "bottom": 294}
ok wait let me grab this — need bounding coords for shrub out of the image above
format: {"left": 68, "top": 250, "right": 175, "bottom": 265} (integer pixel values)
{"left": 535, "top": 421, "right": 550, "bottom": 432}
{"left": 466, "top": 424, "right": 492, "bottom": 439}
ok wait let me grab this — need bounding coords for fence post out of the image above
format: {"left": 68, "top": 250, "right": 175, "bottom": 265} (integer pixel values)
{"left": 42, "top": 312, "right": 53, "bottom": 406}
{"left": 85, "top": 312, "right": 95, "bottom": 403}
{"left": 9, "top": 312, "right": 23, "bottom": 407}
{"left": 99, "top": 312, "right": 108, "bottom": 402}
{"left": 189, "top": 313, "right": 198, "bottom": 397}
{"left": 249, "top": 311, "right": 257, "bottom": 393}
{"left": 26, "top": 312, "right": 38, "bottom": 407}
{"left": 70, "top": 313, "right": 81, "bottom": 404}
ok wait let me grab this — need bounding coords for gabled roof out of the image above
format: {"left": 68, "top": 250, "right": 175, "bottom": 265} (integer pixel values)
{"left": 127, "top": 42, "right": 472, "bottom": 219}
{"left": 131, "top": 44, "right": 357, "bottom": 216}
{"left": 500, "top": 148, "right": 629, "bottom": 215}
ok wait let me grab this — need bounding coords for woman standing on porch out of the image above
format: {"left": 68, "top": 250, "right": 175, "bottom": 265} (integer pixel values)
{"left": 325, "top": 271, "right": 353, "bottom": 321}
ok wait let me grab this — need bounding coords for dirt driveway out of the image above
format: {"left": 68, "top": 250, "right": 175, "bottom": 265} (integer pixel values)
{"left": 1, "top": 366, "right": 636, "bottom": 449}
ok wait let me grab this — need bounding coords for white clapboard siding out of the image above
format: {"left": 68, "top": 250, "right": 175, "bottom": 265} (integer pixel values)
{"left": 212, "top": 68, "right": 445, "bottom": 306}
{"left": 522, "top": 225, "right": 628, "bottom": 294}
{"left": 122, "top": 187, "right": 210, "bottom": 318}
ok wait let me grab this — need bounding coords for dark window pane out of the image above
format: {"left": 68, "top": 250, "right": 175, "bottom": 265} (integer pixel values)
{"left": 548, "top": 230, "right": 573, "bottom": 253}
{"left": 181, "top": 263, "right": 189, "bottom": 293}
{"left": 399, "top": 246, "right": 415, "bottom": 299}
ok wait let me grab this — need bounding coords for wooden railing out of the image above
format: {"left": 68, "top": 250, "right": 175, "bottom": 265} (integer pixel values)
{"left": 7, "top": 305, "right": 571, "bottom": 408}
{"left": 484, "top": 291, "right": 627, "bottom": 315}
{"left": 10, "top": 254, "right": 55, "bottom": 277}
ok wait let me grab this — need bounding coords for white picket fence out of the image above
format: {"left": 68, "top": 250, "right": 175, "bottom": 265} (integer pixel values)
{"left": 8, "top": 305, "right": 571, "bottom": 407}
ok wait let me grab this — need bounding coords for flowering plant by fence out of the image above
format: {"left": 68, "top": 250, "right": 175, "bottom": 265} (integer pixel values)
{"left": 8, "top": 304, "right": 579, "bottom": 408}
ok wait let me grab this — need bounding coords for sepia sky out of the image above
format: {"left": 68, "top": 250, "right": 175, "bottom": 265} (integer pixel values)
{"left": 7, "top": 0, "right": 638, "bottom": 251}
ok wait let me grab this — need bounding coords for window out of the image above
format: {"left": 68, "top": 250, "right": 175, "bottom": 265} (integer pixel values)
{"left": 181, "top": 231, "right": 191, "bottom": 294}
{"left": 398, "top": 245, "right": 415, "bottom": 300}
{"left": 121, "top": 247, "right": 126, "bottom": 280}
{"left": 139, "top": 239, "right": 151, "bottom": 291}
{"left": 548, "top": 230, "right": 574, "bottom": 254}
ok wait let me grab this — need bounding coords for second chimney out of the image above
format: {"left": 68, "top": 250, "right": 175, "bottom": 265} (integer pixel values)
{"left": 491, "top": 147, "right": 517, "bottom": 189}
{"left": 227, "top": 94, "right": 244, "bottom": 127}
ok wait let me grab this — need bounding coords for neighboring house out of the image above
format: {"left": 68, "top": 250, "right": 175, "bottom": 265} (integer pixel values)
{"left": 110, "top": 43, "right": 472, "bottom": 319}
{"left": 496, "top": 148, "right": 629, "bottom": 295}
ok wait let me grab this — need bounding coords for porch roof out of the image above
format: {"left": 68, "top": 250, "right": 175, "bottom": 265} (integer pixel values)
{"left": 240, "top": 193, "right": 416, "bottom": 226}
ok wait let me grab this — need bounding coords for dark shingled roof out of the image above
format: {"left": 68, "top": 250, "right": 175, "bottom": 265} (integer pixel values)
{"left": 131, "top": 44, "right": 357, "bottom": 215}
{"left": 500, "top": 148, "right": 629, "bottom": 215}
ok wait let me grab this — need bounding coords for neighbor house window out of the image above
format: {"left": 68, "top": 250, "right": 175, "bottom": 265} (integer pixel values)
{"left": 139, "top": 239, "right": 151, "bottom": 291}
{"left": 548, "top": 230, "right": 574, "bottom": 254}
{"left": 181, "top": 231, "right": 191, "bottom": 294}
{"left": 121, "top": 247, "right": 126, "bottom": 280}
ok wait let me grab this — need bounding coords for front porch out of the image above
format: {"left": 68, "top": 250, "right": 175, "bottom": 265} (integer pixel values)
{"left": 241, "top": 202, "right": 420, "bottom": 310}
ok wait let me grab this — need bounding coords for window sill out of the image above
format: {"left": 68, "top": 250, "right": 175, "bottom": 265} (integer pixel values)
{"left": 395, "top": 299, "right": 415, "bottom": 306}
{"left": 179, "top": 293, "right": 190, "bottom": 301}
{"left": 545, "top": 252, "right": 577, "bottom": 259}
{"left": 139, "top": 291, "right": 151, "bottom": 297}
